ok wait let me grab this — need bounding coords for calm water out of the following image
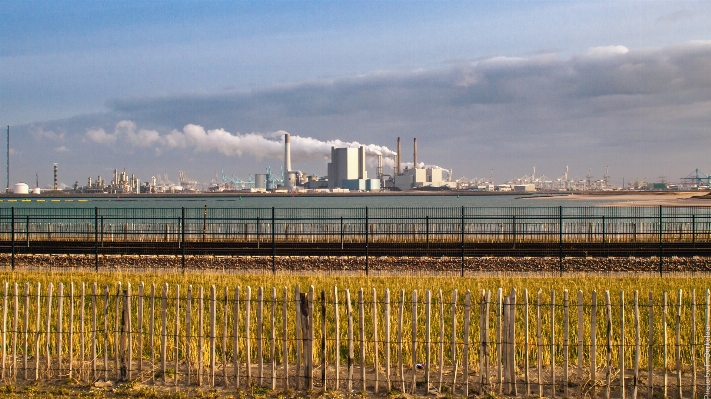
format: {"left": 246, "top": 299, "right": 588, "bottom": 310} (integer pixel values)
{"left": 0, "top": 194, "right": 619, "bottom": 209}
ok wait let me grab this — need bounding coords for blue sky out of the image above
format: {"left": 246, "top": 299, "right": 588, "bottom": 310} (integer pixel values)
{"left": 1, "top": 1, "right": 710, "bottom": 187}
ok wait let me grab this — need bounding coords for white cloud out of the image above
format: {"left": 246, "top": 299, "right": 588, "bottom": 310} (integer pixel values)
{"left": 31, "top": 127, "right": 64, "bottom": 141}
{"left": 582, "top": 45, "right": 629, "bottom": 59}
{"left": 85, "top": 128, "right": 117, "bottom": 144}
{"left": 54, "top": 146, "right": 68, "bottom": 153}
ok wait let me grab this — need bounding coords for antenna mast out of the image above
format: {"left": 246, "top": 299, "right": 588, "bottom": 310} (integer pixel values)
{"left": 6, "top": 126, "right": 9, "bottom": 192}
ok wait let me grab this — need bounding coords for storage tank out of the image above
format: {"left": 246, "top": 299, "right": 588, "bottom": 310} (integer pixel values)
{"left": 285, "top": 172, "right": 297, "bottom": 189}
{"left": 31, "top": 187, "right": 41, "bottom": 195}
{"left": 13, "top": 183, "right": 29, "bottom": 194}
{"left": 255, "top": 174, "right": 267, "bottom": 189}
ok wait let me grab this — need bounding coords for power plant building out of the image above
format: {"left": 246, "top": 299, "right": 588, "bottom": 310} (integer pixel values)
{"left": 327, "top": 146, "right": 379, "bottom": 191}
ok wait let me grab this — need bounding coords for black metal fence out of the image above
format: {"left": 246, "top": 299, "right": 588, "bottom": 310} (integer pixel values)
{"left": 1, "top": 206, "right": 710, "bottom": 273}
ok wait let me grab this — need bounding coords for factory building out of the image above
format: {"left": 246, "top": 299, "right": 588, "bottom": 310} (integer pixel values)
{"left": 327, "top": 146, "right": 380, "bottom": 191}
{"left": 391, "top": 138, "right": 453, "bottom": 191}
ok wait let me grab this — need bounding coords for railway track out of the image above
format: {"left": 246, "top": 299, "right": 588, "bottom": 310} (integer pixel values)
{"left": 2, "top": 240, "right": 710, "bottom": 258}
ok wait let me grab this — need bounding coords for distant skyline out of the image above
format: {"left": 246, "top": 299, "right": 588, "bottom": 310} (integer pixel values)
{"left": 1, "top": 1, "right": 710, "bottom": 187}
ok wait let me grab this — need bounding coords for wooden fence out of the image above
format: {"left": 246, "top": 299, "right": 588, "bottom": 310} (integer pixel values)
{"left": 0, "top": 282, "right": 708, "bottom": 398}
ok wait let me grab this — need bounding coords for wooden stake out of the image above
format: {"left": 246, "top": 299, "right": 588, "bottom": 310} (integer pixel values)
{"left": 591, "top": 290, "right": 598, "bottom": 399}
{"left": 633, "top": 291, "right": 640, "bottom": 399}
{"left": 563, "top": 289, "right": 569, "bottom": 398}
{"left": 620, "top": 290, "right": 625, "bottom": 399}
{"left": 537, "top": 289, "right": 542, "bottom": 398}
{"left": 359, "top": 288, "right": 366, "bottom": 392}
{"left": 2, "top": 281, "right": 7, "bottom": 380}
{"left": 605, "top": 290, "right": 612, "bottom": 399}
{"left": 424, "top": 290, "right": 431, "bottom": 393}
{"left": 13, "top": 282, "right": 19, "bottom": 380}
{"left": 320, "top": 290, "right": 327, "bottom": 392}
{"left": 223, "top": 287, "right": 229, "bottom": 387}
{"left": 114, "top": 282, "right": 121, "bottom": 380}
{"left": 497, "top": 287, "right": 502, "bottom": 395}
{"left": 648, "top": 292, "right": 653, "bottom": 399}
{"left": 23, "top": 282, "right": 29, "bottom": 381}
{"left": 451, "top": 289, "right": 458, "bottom": 394}
{"left": 175, "top": 284, "right": 180, "bottom": 387}
{"left": 411, "top": 289, "right": 418, "bottom": 395}
{"left": 234, "top": 286, "right": 241, "bottom": 389}
{"left": 462, "top": 290, "right": 470, "bottom": 396}
{"left": 398, "top": 289, "right": 404, "bottom": 393}
{"left": 161, "top": 283, "right": 167, "bottom": 383}
{"left": 663, "top": 291, "right": 668, "bottom": 399}
{"left": 210, "top": 285, "right": 216, "bottom": 387}
{"left": 282, "top": 287, "right": 287, "bottom": 390}
{"left": 295, "top": 285, "right": 301, "bottom": 390}
{"left": 245, "top": 286, "right": 251, "bottom": 387}
{"left": 373, "top": 288, "right": 380, "bottom": 394}
{"left": 186, "top": 285, "right": 192, "bottom": 386}
{"left": 149, "top": 283, "right": 155, "bottom": 384}
{"left": 577, "top": 290, "right": 583, "bottom": 399}
{"left": 675, "top": 290, "right": 681, "bottom": 399}
{"left": 550, "top": 289, "right": 555, "bottom": 399}
{"left": 334, "top": 286, "right": 339, "bottom": 390}
{"left": 384, "top": 288, "right": 390, "bottom": 392}
{"left": 525, "top": 289, "right": 530, "bottom": 397}
{"left": 46, "top": 282, "right": 52, "bottom": 379}
{"left": 137, "top": 282, "right": 144, "bottom": 376}
{"left": 256, "top": 287, "right": 263, "bottom": 387}
{"left": 438, "top": 289, "right": 444, "bottom": 394}
{"left": 35, "top": 282, "right": 40, "bottom": 381}
{"left": 691, "top": 289, "right": 698, "bottom": 398}
{"left": 272, "top": 287, "right": 277, "bottom": 391}
{"left": 346, "top": 289, "right": 353, "bottom": 392}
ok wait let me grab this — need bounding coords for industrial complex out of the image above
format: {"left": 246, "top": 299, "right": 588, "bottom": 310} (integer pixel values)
{"left": 4, "top": 124, "right": 710, "bottom": 194}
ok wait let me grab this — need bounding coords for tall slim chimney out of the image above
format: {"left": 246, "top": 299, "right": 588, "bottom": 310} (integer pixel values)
{"left": 6, "top": 126, "right": 9, "bottom": 192}
{"left": 413, "top": 138, "right": 418, "bottom": 168}
{"left": 53, "top": 163, "right": 58, "bottom": 191}
{"left": 377, "top": 154, "right": 383, "bottom": 179}
{"left": 284, "top": 133, "right": 291, "bottom": 173}
{"left": 396, "top": 137, "right": 401, "bottom": 174}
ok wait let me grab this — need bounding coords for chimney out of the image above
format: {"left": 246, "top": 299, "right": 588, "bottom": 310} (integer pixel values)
{"left": 377, "top": 154, "right": 383, "bottom": 179}
{"left": 396, "top": 137, "right": 401, "bottom": 174}
{"left": 413, "top": 138, "right": 418, "bottom": 168}
{"left": 53, "top": 163, "right": 58, "bottom": 191}
{"left": 284, "top": 133, "right": 291, "bottom": 173}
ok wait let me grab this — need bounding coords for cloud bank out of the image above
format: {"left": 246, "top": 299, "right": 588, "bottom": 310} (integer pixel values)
{"left": 11, "top": 40, "right": 711, "bottom": 185}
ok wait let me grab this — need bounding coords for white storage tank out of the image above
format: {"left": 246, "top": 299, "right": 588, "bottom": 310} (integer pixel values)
{"left": 13, "top": 183, "right": 29, "bottom": 194}
{"left": 285, "top": 172, "right": 297, "bottom": 189}
{"left": 31, "top": 187, "right": 41, "bottom": 194}
{"left": 255, "top": 174, "right": 267, "bottom": 189}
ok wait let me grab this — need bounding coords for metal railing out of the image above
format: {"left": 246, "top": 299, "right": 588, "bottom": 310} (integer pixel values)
{"left": 0, "top": 206, "right": 710, "bottom": 273}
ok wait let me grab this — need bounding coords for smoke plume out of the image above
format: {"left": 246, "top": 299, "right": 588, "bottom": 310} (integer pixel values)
{"left": 85, "top": 121, "right": 399, "bottom": 167}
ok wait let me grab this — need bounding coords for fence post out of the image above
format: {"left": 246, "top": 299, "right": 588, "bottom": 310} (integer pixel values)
{"left": 202, "top": 204, "right": 207, "bottom": 242}
{"left": 659, "top": 205, "right": 663, "bottom": 277}
{"left": 272, "top": 207, "right": 276, "bottom": 273}
{"left": 512, "top": 215, "right": 516, "bottom": 249}
{"left": 559, "top": 206, "right": 563, "bottom": 276}
{"left": 94, "top": 207, "right": 98, "bottom": 271}
{"left": 340, "top": 216, "right": 344, "bottom": 249}
{"left": 10, "top": 207, "right": 14, "bottom": 270}
{"left": 692, "top": 214, "right": 696, "bottom": 249}
{"left": 26, "top": 215, "right": 29, "bottom": 247}
{"left": 461, "top": 206, "right": 465, "bottom": 277}
{"left": 181, "top": 207, "right": 186, "bottom": 271}
{"left": 426, "top": 215, "right": 429, "bottom": 252}
{"left": 365, "top": 207, "right": 369, "bottom": 275}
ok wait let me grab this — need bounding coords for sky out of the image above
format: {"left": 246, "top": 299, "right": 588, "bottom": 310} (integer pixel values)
{"left": 1, "top": 0, "right": 710, "bottom": 188}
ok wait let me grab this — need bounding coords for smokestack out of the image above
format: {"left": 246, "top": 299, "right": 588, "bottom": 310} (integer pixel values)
{"left": 284, "top": 133, "right": 291, "bottom": 173}
{"left": 377, "top": 154, "right": 383, "bottom": 179}
{"left": 413, "top": 138, "right": 418, "bottom": 168}
{"left": 53, "top": 163, "right": 58, "bottom": 191}
{"left": 396, "top": 137, "right": 401, "bottom": 174}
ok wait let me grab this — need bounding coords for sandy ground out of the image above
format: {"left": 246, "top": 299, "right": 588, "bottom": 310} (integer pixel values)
{"left": 529, "top": 191, "right": 711, "bottom": 206}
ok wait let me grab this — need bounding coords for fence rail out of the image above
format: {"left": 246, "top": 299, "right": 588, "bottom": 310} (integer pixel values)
{"left": 0, "top": 281, "right": 707, "bottom": 397}
{"left": 2, "top": 206, "right": 711, "bottom": 272}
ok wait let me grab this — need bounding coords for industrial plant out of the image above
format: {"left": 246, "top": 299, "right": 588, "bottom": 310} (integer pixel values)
{"left": 3, "top": 124, "right": 710, "bottom": 195}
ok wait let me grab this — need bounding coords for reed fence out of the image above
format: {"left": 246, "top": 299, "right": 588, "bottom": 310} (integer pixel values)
{"left": 0, "top": 281, "right": 708, "bottom": 397}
